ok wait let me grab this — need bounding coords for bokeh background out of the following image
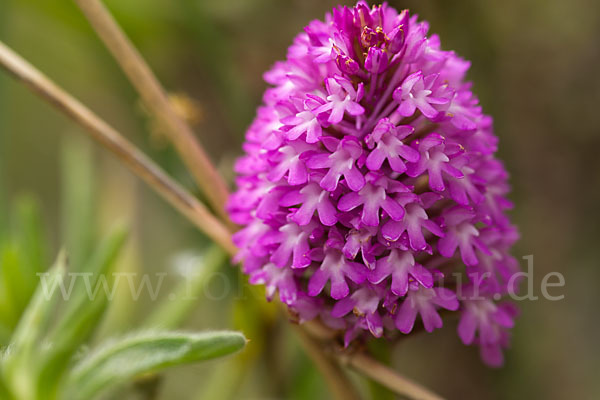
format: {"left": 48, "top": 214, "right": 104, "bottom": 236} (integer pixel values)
{"left": 1, "top": 0, "right": 599, "bottom": 399}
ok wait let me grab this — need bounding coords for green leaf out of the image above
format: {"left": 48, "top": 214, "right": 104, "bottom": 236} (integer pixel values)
{"left": 14, "top": 196, "right": 45, "bottom": 285}
{"left": 11, "top": 197, "right": 45, "bottom": 315}
{"left": 0, "top": 196, "right": 46, "bottom": 334}
{"left": 1, "top": 251, "right": 67, "bottom": 400}
{"left": 52, "top": 223, "right": 128, "bottom": 326}
{"left": 0, "top": 371, "right": 13, "bottom": 400}
{"left": 0, "top": 245, "right": 22, "bottom": 330}
{"left": 66, "top": 330, "right": 247, "bottom": 400}
{"left": 35, "top": 225, "right": 128, "bottom": 398}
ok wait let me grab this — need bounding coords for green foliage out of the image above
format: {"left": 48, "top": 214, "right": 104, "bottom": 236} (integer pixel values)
{"left": 0, "top": 196, "right": 46, "bottom": 342}
{"left": 0, "top": 127, "right": 248, "bottom": 400}
{"left": 0, "top": 226, "right": 246, "bottom": 400}
{"left": 0, "top": 194, "right": 246, "bottom": 400}
{"left": 66, "top": 331, "right": 246, "bottom": 400}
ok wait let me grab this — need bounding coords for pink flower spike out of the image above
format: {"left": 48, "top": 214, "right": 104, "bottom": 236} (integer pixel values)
{"left": 229, "top": 3, "right": 519, "bottom": 363}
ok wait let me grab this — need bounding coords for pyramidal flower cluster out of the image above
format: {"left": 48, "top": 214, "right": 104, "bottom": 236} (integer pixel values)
{"left": 229, "top": 1, "right": 520, "bottom": 366}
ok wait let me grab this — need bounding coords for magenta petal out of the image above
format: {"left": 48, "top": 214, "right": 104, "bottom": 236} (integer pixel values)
{"left": 458, "top": 311, "right": 477, "bottom": 344}
{"left": 407, "top": 221, "right": 427, "bottom": 251}
{"left": 409, "top": 263, "right": 433, "bottom": 288}
{"left": 320, "top": 169, "right": 341, "bottom": 191}
{"left": 480, "top": 343, "right": 504, "bottom": 367}
{"left": 388, "top": 156, "right": 408, "bottom": 173}
{"left": 397, "top": 144, "right": 420, "bottom": 163}
{"left": 390, "top": 268, "right": 409, "bottom": 296}
{"left": 428, "top": 166, "right": 445, "bottom": 191}
{"left": 362, "top": 201, "right": 380, "bottom": 226}
{"left": 420, "top": 304, "right": 443, "bottom": 332}
{"left": 328, "top": 103, "right": 346, "bottom": 124}
{"left": 346, "top": 101, "right": 365, "bottom": 116}
{"left": 307, "top": 269, "right": 328, "bottom": 296}
{"left": 395, "top": 301, "right": 418, "bottom": 334}
{"left": 280, "top": 190, "right": 303, "bottom": 207}
{"left": 397, "top": 100, "right": 417, "bottom": 117}
{"left": 332, "top": 296, "right": 355, "bottom": 317}
{"left": 306, "top": 153, "right": 330, "bottom": 169}
{"left": 338, "top": 191, "right": 362, "bottom": 211}
{"left": 270, "top": 244, "right": 291, "bottom": 267}
{"left": 267, "top": 164, "right": 287, "bottom": 182}
{"left": 344, "top": 167, "right": 366, "bottom": 191}
{"left": 366, "top": 312, "right": 384, "bottom": 337}
{"left": 382, "top": 198, "right": 405, "bottom": 221}
{"left": 345, "top": 262, "right": 367, "bottom": 284}
{"left": 494, "top": 307, "right": 515, "bottom": 328}
{"left": 422, "top": 219, "right": 444, "bottom": 237}
{"left": 433, "top": 287, "right": 459, "bottom": 310}
{"left": 292, "top": 240, "right": 311, "bottom": 268}
{"left": 453, "top": 114, "right": 478, "bottom": 131}
{"left": 415, "top": 99, "right": 439, "bottom": 119}
{"left": 305, "top": 120, "right": 322, "bottom": 143}
{"left": 459, "top": 241, "right": 479, "bottom": 266}
{"left": 330, "top": 274, "right": 350, "bottom": 299}
{"left": 343, "top": 235, "right": 361, "bottom": 260}
{"left": 438, "top": 233, "right": 459, "bottom": 258}
{"left": 292, "top": 203, "right": 316, "bottom": 226}
{"left": 444, "top": 163, "right": 464, "bottom": 179}
{"left": 382, "top": 219, "right": 405, "bottom": 241}
{"left": 288, "top": 161, "right": 308, "bottom": 185}
{"left": 369, "top": 259, "right": 392, "bottom": 284}
{"left": 366, "top": 148, "right": 386, "bottom": 170}
{"left": 317, "top": 198, "right": 337, "bottom": 226}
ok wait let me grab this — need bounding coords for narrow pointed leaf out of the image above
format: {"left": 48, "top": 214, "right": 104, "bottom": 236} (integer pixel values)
{"left": 15, "top": 196, "right": 45, "bottom": 290}
{"left": 66, "top": 330, "right": 246, "bottom": 400}
{"left": 36, "top": 225, "right": 128, "bottom": 397}
{"left": 1, "top": 251, "right": 67, "bottom": 399}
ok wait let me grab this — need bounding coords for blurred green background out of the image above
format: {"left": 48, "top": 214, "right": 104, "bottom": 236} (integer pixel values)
{"left": 1, "top": 0, "right": 599, "bottom": 399}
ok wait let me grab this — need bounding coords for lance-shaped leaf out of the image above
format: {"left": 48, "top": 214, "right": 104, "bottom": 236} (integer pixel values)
{"left": 1, "top": 251, "right": 67, "bottom": 399}
{"left": 36, "top": 225, "right": 128, "bottom": 397}
{"left": 66, "top": 331, "right": 247, "bottom": 400}
{"left": 0, "top": 196, "right": 45, "bottom": 336}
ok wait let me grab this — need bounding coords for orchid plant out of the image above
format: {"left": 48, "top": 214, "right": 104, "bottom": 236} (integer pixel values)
{"left": 0, "top": 1, "right": 520, "bottom": 399}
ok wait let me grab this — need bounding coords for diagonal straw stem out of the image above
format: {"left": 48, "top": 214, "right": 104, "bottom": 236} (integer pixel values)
{"left": 0, "top": 41, "right": 235, "bottom": 255}
{"left": 73, "top": 0, "right": 232, "bottom": 225}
